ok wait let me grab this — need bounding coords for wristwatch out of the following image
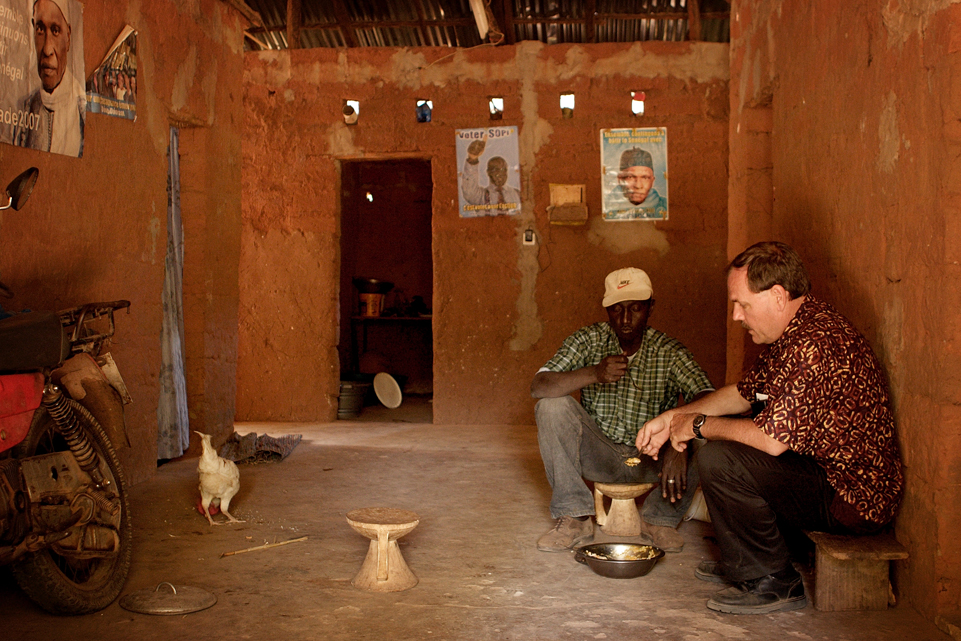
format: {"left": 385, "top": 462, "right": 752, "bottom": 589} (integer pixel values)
{"left": 692, "top": 414, "right": 707, "bottom": 440}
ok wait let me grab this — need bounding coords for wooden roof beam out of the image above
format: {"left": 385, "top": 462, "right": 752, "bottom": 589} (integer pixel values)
{"left": 331, "top": 0, "right": 358, "bottom": 48}
{"left": 287, "top": 0, "right": 302, "bottom": 49}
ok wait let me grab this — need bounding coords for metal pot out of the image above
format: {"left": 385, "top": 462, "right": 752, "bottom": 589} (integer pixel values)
{"left": 353, "top": 278, "right": 394, "bottom": 294}
{"left": 574, "top": 543, "right": 664, "bottom": 579}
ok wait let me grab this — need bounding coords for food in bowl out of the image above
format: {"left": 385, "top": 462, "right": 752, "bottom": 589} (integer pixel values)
{"left": 575, "top": 543, "right": 665, "bottom": 579}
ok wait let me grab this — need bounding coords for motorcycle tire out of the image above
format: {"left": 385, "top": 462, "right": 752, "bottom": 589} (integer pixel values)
{"left": 11, "top": 399, "right": 133, "bottom": 615}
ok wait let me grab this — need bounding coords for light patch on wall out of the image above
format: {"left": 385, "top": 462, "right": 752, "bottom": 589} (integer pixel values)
{"left": 881, "top": 0, "right": 932, "bottom": 50}
{"left": 509, "top": 243, "right": 543, "bottom": 351}
{"left": 586, "top": 216, "right": 669, "bottom": 256}
{"left": 202, "top": 66, "right": 220, "bottom": 124}
{"left": 326, "top": 121, "right": 360, "bottom": 156}
{"left": 284, "top": 88, "right": 295, "bottom": 103}
{"left": 171, "top": 44, "right": 199, "bottom": 111}
{"left": 877, "top": 92, "right": 900, "bottom": 174}
{"left": 591, "top": 42, "right": 729, "bottom": 84}
{"left": 510, "top": 51, "right": 544, "bottom": 353}
{"left": 144, "top": 216, "right": 161, "bottom": 265}
{"left": 881, "top": 296, "right": 905, "bottom": 386}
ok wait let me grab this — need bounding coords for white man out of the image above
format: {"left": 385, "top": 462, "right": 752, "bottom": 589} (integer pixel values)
{"left": 637, "top": 241, "right": 903, "bottom": 614}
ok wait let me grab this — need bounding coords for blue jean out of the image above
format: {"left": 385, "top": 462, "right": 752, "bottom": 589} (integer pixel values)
{"left": 534, "top": 396, "right": 698, "bottom": 527}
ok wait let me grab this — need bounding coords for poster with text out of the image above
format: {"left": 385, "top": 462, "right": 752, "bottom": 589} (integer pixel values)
{"left": 456, "top": 126, "right": 521, "bottom": 218}
{"left": 86, "top": 25, "right": 137, "bottom": 121}
{"left": 601, "top": 128, "right": 669, "bottom": 221}
{"left": 0, "top": 0, "right": 86, "bottom": 157}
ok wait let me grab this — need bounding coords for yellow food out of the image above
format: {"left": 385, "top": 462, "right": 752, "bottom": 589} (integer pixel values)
{"left": 624, "top": 457, "right": 641, "bottom": 467}
{"left": 584, "top": 547, "right": 658, "bottom": 561}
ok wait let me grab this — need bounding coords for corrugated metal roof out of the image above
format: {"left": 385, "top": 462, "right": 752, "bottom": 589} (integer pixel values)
{"left": 241, "top": 0, "right": 730, "bottom": 51}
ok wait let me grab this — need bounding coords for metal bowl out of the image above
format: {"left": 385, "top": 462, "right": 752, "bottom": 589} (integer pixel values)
{"left": 353, "top": 278, "right": 394, "bottom": 294}
{"left": 574, "top": 543, "right": 664, "bottom": 579}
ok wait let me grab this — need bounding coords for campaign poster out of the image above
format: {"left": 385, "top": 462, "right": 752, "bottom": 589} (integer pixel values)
{"left": 0, "top": 0, "right": 86, "bottom": 157}
{"left": 86, "top": 25, "right": 137, "bottom": 121}
{"left": 456, "top": 126, "right": 521, "bottom": 218}
{"left": 601, "top": 128, "right": 669, "bottom": 221}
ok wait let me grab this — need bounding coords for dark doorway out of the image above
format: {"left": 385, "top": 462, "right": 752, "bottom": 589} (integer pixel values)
{"left": 339, "top": 159, "right": 433, "bottom": 421}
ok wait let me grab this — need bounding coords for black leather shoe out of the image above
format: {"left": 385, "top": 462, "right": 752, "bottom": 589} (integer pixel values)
{"left": 706, "top": 568, "right": 807, "bottom": 614}
{"left": 694, "top": 561, "right": 731, "bottom": 584}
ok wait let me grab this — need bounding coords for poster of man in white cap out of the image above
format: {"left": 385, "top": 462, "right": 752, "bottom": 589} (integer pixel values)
{"left": 601, "top": 128, "right": 669, "bottom": 221}
{"left": 0, "top": 0, "right": 85, "bottom": 157}
{"left": 456, "top": 126, "right": 522, "bottom": 218}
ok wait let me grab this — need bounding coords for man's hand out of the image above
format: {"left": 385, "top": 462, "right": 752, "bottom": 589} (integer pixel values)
{"left": 658, "top": 443, "right": 688, "bottom": 503}
{"left": 668, "top": 412, "right": 698, "bottom": 452}
{"left": 467, "top": 134, "right": 488, "bottom": 162}
{"left": 636, "top": 412, "right": 673, "bottom": 459}
{"left": 594, "top": 354, "right": 628, "bottom": 384}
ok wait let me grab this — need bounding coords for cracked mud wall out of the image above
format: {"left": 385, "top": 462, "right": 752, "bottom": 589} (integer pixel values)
{"left": 729, "top": 0, "right": 961, "bottom": 623}
{"left": 239, "top": 41, "right": 730, "bottom": 425}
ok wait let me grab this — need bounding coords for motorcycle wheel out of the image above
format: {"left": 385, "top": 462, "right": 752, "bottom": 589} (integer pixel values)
{"left": 11, "top": 399, "right": 133, "bottom": 615}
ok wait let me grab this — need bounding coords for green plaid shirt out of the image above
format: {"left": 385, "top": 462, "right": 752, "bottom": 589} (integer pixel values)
{"left": 542, "top": 323, "right": 714, "bottom": 444}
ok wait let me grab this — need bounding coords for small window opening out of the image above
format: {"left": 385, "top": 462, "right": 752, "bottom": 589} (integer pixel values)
{"left": 631, "top": 91, "right": 645, "bottom": 116}
{"left": 416, "top": 99, "right": 432, "bottom": 123}
{"left": 489, "top": 97, "right": 504, "bottom": 120}
{"left": 560, "top": 93, "right": 574, "bottom": 118}
{"left": 343, "top": 99, "right": 360, "bottom": 125}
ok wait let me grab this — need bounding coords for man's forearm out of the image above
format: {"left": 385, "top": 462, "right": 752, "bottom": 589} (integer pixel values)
{"left": 692, "top": 415, "right": 788, "bottom": 456}
{"left": 531, "top": 368, "right": 598, "bottom": 398}
{"left": 674, "top": 384, "right": 752, "bottom": 418}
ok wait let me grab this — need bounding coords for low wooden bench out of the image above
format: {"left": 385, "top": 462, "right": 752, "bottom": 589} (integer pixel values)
{"left": 805, "top": 530, "right": 908, "bottom": 611}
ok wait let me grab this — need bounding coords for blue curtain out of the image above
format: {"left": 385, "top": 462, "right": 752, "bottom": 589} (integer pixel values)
{"left": 157, "top": 126, "right": 189, "bottom": 459}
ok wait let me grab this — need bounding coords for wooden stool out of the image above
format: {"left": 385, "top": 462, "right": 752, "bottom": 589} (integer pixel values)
{"left": 346, "top": 507, "right": 420, "bottom": 592}
{"left": 806, "top": 530, "right": 908, "bottom": 611}
{"left": 592, "top": 482, "right": 655, "bottom": 537}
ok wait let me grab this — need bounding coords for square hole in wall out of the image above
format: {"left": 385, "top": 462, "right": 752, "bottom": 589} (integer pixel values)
{"left": 631, "top": 91, "right": 645, "bottom": 116}
{"left": 489, "top": 97, "right": 503, "bottom": 120}
{"left": 416, "top": 99, "right": 432, "bottom": 123}
{"left": 560, "top": 93, "right": 574, "bottom": 118}
{"left": 343, "top": 99, "right": 359, "bottom": 125}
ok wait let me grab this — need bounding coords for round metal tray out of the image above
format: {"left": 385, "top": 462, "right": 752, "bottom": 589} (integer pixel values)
{"left": 119, "top": 582, "right": 217, "bottom": 615}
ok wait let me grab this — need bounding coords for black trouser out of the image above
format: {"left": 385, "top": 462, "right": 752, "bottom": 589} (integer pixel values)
{"left": 697, "top": 441, "right": 862, "bottom": 582}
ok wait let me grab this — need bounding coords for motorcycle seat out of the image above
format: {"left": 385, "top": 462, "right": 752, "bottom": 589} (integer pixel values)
{"left": 0, "top": 312, "right": 71, "bottom": 372}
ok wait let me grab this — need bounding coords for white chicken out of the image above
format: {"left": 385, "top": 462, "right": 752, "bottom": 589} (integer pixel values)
{"left": 195, "top": 431, "right": 244, "bottom": 526}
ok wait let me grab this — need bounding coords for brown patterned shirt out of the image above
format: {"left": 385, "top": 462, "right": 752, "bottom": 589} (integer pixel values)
{"left": 737, "top": 296, "right": 903, "bottom": 526}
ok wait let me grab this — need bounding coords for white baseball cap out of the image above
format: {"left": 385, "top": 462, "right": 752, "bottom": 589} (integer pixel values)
{"left": 603, "top": 268, "right": 653, "bottom": 307}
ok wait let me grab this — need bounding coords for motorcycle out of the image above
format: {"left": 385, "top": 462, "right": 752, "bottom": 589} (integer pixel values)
{"left": 0, "top": 168, "right": 133, "bottom": 614}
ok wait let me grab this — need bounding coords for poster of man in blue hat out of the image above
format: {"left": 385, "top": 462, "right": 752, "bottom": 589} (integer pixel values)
{"left": 601, "top": 128, "right": 669, "bottom": 221}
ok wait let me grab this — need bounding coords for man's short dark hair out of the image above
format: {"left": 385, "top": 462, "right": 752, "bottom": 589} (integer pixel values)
{"left": 728, "top": 241, "right": 811, "bottom": 299}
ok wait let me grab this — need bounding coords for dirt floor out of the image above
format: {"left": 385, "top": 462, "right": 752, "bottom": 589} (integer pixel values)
{"left": 1, "top": 397, "right": 952, "bottom": 640}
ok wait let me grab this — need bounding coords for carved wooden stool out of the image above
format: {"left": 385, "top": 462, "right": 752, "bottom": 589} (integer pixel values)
{"left": 593, "top": 482, "right": 655, "bottom": 537}
{"left": 346, "top": 507, "right": 420, "bottom": 592}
